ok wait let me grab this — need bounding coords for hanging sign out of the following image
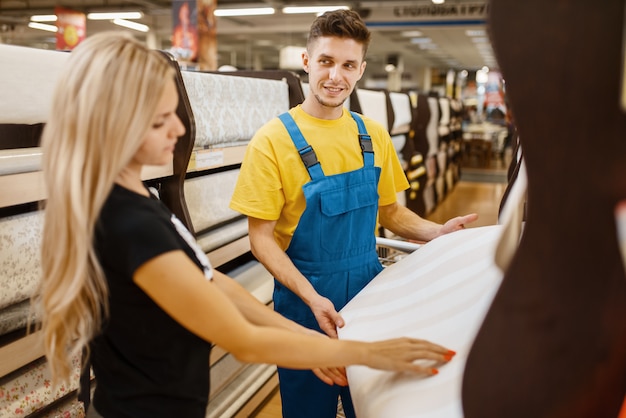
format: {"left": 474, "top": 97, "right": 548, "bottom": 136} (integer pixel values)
{"left": 55, "top": 7, "right": 86, "bottom": 51}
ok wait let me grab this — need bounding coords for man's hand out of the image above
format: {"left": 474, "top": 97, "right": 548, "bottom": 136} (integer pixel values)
{"left": 309, "top": 295, "right": 345, "bottom": 338}
{"left": 440, "top": 213, "right": 479, "bottom": 236}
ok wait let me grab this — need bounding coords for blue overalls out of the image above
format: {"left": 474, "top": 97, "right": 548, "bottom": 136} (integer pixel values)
{"left": 274, "top": 111, "right": 385, "bottom": 418}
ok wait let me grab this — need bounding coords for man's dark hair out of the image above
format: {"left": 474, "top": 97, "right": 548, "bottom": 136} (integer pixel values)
{"left": 307, "top": 9, "right": 371, "bottom": 58}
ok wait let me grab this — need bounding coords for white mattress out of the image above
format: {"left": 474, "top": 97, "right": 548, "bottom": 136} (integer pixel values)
{"left": 338, "top": 225, "right": 504, "bottom": 418}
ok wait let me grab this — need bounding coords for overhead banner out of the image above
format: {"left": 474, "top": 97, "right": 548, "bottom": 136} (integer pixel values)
{"left": 171, "top": 0, "right": 199, "bottom": 62}
{"left": 197, "top": 0, "right": 217, "bottom": 71}
{"left": 55, "top": 7, "right": 86, "bottom": 51}
{"left": 364, "top": 3, "right": 488, "bottom": 25}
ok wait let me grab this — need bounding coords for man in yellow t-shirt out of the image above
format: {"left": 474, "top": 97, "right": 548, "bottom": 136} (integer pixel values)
{"left": 229, "top": 9, "right": 477, "bottom": 418}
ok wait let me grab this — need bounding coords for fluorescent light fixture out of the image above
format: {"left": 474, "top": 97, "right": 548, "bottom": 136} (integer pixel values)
{"left": 31, "top": 15, "right": 57, "bottom": 22}
{"left": 466, "top": 29, "right": 486, "bottom": 37}
{"left": 475, "top": 43, "right": 493, "bottom": 51}
{"left": 113, "top": 18, "right": 149, "bottom": 32}
{"left": 214, "top": 7, "right": 275, "bottom": 17}
{"left": 410, "top": 37, "right": 432, "bottom": 44}
{"left": 401, "top": 30, "right": 423, "bottom": 37}
{"left": 88, "top": 12, "right": 142, "bottom": 20}
{"left": 28, "top": 22, "right": 58, "bottom": 32}
{"left": 282, "top": 5, "right": 349, "bottom": 14}
{"left": 432, "top": 0, "right": 445, "bottom": 4}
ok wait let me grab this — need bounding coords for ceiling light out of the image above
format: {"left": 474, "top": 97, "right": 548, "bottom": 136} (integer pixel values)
{"left": 30, "top": 15, "right": 57, "bottom": 22}
{"left": 410, "top": 37, "right": 432, "bottom": 44}
{"left": 87, "top": 12, "right": 143, "bottom": 20}
{"left": 112, "top": 18, "right": 149, "bottom": 32}
{"left": 282, "top": 6, "right": 349, "bottom": 14}
{"left": 466, "top": 29, "right": 486, "bottom": 37}
{"left": 432, "top": 0, "right": 445, "bottom": 4}
{"left": 475, "top": 43, "right": 493, "bottom": 51}
{"left": 401, "top": 30, "right": 423, "bottom": 37}
{"left": 214, "top": 7, "right": 275, "bottom": 17}
{"left": 28, "top": 22, "right": 58, "bottom": 32}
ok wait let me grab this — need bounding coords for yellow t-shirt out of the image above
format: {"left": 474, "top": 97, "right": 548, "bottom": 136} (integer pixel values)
{"left": 230, "top": 105, "right": 409, "bottom": 250}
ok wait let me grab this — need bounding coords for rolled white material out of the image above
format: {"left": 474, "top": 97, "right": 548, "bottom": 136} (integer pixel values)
{"left": 389, "top": 92, "right": 412, "bottom": 135}
{"left": 0, "top": 147, "right": 42, "bottom": 176}
{"left": 356, "top": 89, "right": 388, "bottom": 131}
{"left": 181, "top": 71, "right": 289, "bottom": 148}
{"left": 0, "top": 45, "right": 68, "bottom": 125}
{"left": 184, "top": 168, "right": 242, "bottom": 233}
{"left": 339, "top": 225, "right": 504, "bottom": 418}
{"left": 426, "top": 98, "right": 439, "bottom": 158}
{"left": 0, "top": 211, "right": 43, "bottom": 311}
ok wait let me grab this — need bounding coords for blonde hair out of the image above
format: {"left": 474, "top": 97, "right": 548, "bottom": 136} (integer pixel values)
{"left": 35, "top": 32, "right": 175, "bottom": 384}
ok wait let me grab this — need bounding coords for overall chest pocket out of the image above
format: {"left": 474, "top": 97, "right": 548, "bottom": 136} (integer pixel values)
{"left": 319, "top": 183, "right": 378, "bottom": 255}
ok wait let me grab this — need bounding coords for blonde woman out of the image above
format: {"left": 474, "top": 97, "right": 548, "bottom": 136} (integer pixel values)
{"left": 35, "top": 32, "right": 455, "bottom": 418}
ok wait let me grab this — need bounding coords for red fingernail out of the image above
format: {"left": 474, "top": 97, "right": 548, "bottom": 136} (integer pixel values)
{"left": 447, "top": 350, "right": 457, "bottom": 356}
{"left": 443, "top": 354, "right": 454, "bottom": 361}
{"left": 431, "top": 368, "right": 439, "bottom": 375}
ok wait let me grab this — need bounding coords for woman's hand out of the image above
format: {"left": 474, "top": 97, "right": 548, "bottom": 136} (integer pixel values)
{"left": 362, "top": 337, "right": 456, "bottom": 375}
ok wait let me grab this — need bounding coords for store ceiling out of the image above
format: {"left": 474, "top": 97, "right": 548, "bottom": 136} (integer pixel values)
{"left": 0, "top": 0, "right": 495, "bottom": 79}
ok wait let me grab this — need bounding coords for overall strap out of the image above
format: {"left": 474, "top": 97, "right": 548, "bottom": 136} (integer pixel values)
{"left": 278, "top": 112, "right": 324, "bottom": 180}
{"left": 350, "top": 111, "right": 374, "bottom": 167}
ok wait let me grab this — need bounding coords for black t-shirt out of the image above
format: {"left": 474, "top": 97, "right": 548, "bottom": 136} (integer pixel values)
{"left": 92, "top": 184, "right": 213, "bottom": 418}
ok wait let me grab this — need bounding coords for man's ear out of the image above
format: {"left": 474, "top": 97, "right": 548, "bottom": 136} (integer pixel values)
{"left": 302, "top": 51, "right": 309, "bottom": 73}
{"left": 358, "top": 60, "right": 367, "bottom": 79}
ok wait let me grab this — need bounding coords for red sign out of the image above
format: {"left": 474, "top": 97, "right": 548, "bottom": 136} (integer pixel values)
{"left": 56, "top": 7, "right": 86, "bottom": 50}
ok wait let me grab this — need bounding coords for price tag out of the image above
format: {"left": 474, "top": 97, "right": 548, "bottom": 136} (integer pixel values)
{"left": 195, "top": 149, "right": 225, "bottom": 169}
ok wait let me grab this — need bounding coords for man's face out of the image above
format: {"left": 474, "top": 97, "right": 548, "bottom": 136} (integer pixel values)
{"left": 303, "top": 36, "right": 367, "bottom": 110}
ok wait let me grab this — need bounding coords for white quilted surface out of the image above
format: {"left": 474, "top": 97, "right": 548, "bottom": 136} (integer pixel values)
{"left": 426, "top": 97, "right": 440, "bottom": 157}
{"left": 389, "top": 92, "right": 412, "bottom": 135}
{"left": 181, "top": 71, "right": 289, "bottom": 148}
{"left": 0, "top": 45, "right": 68, "bottom": 124}
{"left": 0, "top": 211, "right": 43, "bottom": 310}
{"left": 356, "top": 89, "right": 388, "bottom": 130}
{"left": 184, "top": 169, "right": 241, "bottom": 233}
